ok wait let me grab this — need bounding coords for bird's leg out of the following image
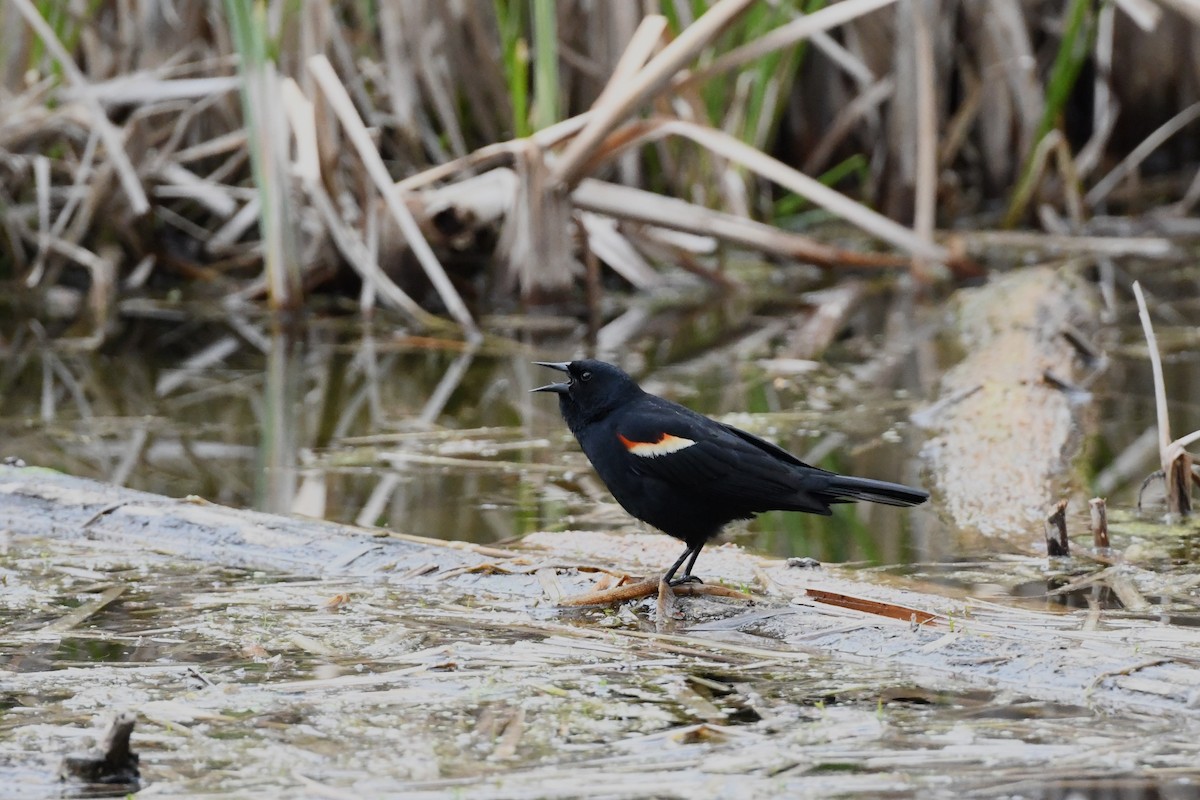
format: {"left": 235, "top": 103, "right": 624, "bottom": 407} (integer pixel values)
{"left": 676, "top": 542, "right": 706, "bottom": 584}
{"left": 666, "top": 543, "right": 705, "bottom": 586}
{"left": 661, "top": 544, "right": 697, "bottom": 586}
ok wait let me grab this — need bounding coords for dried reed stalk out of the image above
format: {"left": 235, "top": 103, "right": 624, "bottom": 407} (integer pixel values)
{"left": 1132, "top": 280, "right": 1195, "bottom": 516}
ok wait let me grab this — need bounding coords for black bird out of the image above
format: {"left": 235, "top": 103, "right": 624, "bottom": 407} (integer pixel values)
{"left": 533, "top": 359, "right": 929, "bottom": 585}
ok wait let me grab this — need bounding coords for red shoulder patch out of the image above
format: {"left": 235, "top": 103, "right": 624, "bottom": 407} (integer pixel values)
{"left": 617, "top": 432, "right": 697, "bottom": 457}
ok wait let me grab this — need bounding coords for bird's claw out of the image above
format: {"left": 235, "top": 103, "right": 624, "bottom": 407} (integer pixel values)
{"left": 668, "top": 575, "right": 704, "bottom": 587}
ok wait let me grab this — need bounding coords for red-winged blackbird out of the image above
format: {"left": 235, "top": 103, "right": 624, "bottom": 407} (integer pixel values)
{"left": 534, "top": 359, "right": 929, "bottom": 585}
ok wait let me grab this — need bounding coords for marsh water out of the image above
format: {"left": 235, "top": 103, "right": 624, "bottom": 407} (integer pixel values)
{"left": 3, "top": 267, "right": 1200, "bottom": 798}
{"left": 1, "top": 289, "right": 946, "bottom": 561}
{"left": 2, "top": 273, "right": 1198, "bottom": 563}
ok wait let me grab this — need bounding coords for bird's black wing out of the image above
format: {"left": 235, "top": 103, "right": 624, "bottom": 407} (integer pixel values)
{"left": 719, "top": 418, "right": 928, "bottom": 508}
{"left": 717, "top": 421, "right": 832, "bottom": 473}
{"left": 612, "top": 402, "right": 834, "bottom": 515}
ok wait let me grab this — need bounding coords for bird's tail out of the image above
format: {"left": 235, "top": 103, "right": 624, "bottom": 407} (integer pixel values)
{"left": 821, "top": 475, "right": 929, "bottom": 508}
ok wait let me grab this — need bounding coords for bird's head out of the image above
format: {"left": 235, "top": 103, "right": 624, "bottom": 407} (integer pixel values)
{"left": 531, "top": 359, "right": 642, "bottom": 427}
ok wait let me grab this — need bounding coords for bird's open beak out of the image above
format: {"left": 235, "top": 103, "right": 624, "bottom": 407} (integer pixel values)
{"left": 531, "top": 361, "right": 571, "bottom": 394}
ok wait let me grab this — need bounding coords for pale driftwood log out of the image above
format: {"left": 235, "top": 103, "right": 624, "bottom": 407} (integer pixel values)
{"left": 3, "top": 467, "right": 1200, "bottom": 718}
{"left": 915, "top": 266, "right": 1102, "bottom": 544}
{"left": 0, "top": 467, "right": 497, "bottom": 579}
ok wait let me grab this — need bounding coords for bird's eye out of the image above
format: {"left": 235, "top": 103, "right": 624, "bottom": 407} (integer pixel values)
{"left": 580, "top": 371, "right": 592, "bottom": 382}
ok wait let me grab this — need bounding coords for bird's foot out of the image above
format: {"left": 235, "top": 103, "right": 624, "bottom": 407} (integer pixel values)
{"left": 668, "top": 574, "right": 704, "bottom": 587}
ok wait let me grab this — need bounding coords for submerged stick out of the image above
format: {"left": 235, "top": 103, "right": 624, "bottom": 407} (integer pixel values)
{"left": 40, "top": 585, "right": 126, "bottom": 634}
{"left": 1046, "top": 499, "right": 1070, "bottom": 557}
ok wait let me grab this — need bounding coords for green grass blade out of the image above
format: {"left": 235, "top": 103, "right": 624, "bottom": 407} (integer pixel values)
{"left": 531, "top": 0, "right": 559, "bottom": 132}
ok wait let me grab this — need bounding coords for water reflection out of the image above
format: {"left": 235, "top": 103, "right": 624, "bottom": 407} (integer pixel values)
{"left": 0, "top": 307, "right": 944, "bottom": 565}
{"left": 1, "top": 276, "right": 1197, "bottom": 574}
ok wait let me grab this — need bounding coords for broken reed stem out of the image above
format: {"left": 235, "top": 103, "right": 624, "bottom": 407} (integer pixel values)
{"left": 1086, "top": 100, "right": 1200, "bottom": 206}
{"left": 678, "top": 0, "right": 901, "bottom": 88}
{"left": 1168, "top": 453, "right": 1194, "bottom": 517}
{"left": 1002, "top": 0, "right": 1094, "bottom": 226}
{"left": 585, "top": 117, "right": 950, "bottom": 263}
{"left": 1089, "top": 497, "right": 1109, "bottom": 549}
{"left": 1133, "top": 267, "right": 1170, "bottom": 461}
{"left": 307, "top": 55, "right": 481, "bottom": 341}
{"left": 910, "top": 0, "right": 937, "bottom": 280}
{"left": 8, "top": 0, "right": 150, "bottom": 216}
{"left": 1046, "top": 499, "right": 1070, "bottom": 557}
{"left": 1003, "top": 130, "right": 1063, "bottom": 229}
{"left": 1133, "top": 280, "right": 1191, "bottom": 516}
{"left": 60, "top": 711, "right": 140, "bottom": 786}
{"left": 552, "top": 0, "right": 758, "bottom": 189}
